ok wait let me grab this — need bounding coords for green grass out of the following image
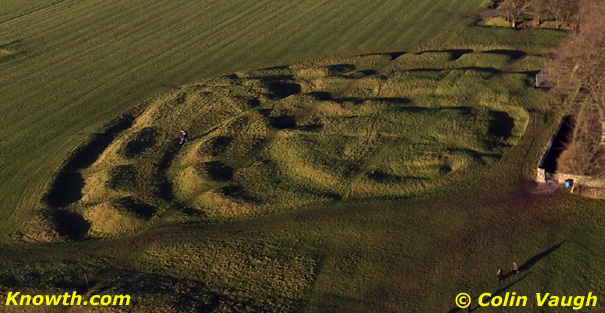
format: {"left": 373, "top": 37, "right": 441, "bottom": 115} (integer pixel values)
{"left": 3, "top": 1, "right": 603, "bottom": 313}
{"left": 37, "top": 47, "right": 545, "bottom": 233}
{"left": 0, "top": 0, "right": 491, "bottom": 237}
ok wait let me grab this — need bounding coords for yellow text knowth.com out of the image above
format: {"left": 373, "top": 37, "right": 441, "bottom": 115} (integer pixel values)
{"left": 4, "top": 292, "right": 130, "bottom": 306}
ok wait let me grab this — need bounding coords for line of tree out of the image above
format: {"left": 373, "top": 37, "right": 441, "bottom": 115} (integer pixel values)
{"left": 547, "top": 0, "right": 605, "bottom": 176}
{"left": 498, "top": 0, "right": 579, "bottom": 28}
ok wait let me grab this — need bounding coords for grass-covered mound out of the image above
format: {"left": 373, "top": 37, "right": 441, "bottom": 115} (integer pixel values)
{"left": 35, "top": 46, "right": 550, "bottom": 238}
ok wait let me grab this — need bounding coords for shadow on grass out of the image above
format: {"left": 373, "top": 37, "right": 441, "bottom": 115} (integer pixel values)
{"left": 358, "top": 51, "right": 406, "bottom": 60}
{"left": 407, "top": 68, "right": 444, "bottom": 73}
{"left": 268, "top": 115, "right": 297, "bottom": 129}
{"left": 247, "top": 98, "right": 261, "bottom": 107}
{"left": 157, "top": 144, "right": 203, "bottom": 217}
{"left": 418, "top": 49, "right": 474, "bottom": 60}
{"left": 297, "top": 123, "right": 324, "bottom": 132}
{"left": 267, "top": 81, "right": 301, "bottom": 99}
{"left": 202, "top": 136, "right": 233, "bottom": 157}
{"left": 328, "top": 64, "right": 356, "bottom": 74}
{"left": 488, "top": 111, "right": 515, "bottom": 140}
{"left": 307, "top": 91, "right": 333, "bottom": 100}
{"left": 359, "top": 69, "right": 378, "bottom": 76}
{"left": 115, "top": 197, "right": 157, "bottom": 220}
{"left": 44, "top": 172, "right": 85, "bottom": 208}
{"left": 519, "top": 241, "right": 565, "bottom": 272}
{"left": 43, "top": 114, "right": 135, "bottom": 209}
{"left": 48, "top": 209, "right": 91, "bottom": 240}
{"left": 367, "top": 170, "right": 404, "bottom": 183}
{"left": 406, "top": 67, "right": 502, "bottom": 75}
{"left": 333, "top": 97, "right": 411, "bottom": 106}
{"left": 122, "top": 127, "right": 158, "bottom": 159}
{"left": 203, "top": 161, "right": 234, "bottom": 182}
{"left": 387, "top": 51, "right": 406, "bottom": 60}
{"left": 448, "top": 243, "right": 564, "bottom": 312}
{"left": 482, "top": 49, "right": 527, "bottom": 60}
{"left": 457, "top": 67, "right": 502, "bottom": 75}
{"left": 220, "top": 185, "right": 261, "bottom": 204}
{"left": 106, "top": 165, "right": 137, "bottom": 191}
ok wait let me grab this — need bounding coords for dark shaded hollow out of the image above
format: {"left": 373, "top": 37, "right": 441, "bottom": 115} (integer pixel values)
{"left": 42, "top": 114, "right": 135, "bottom": 208}
{"left": 417, "top": 49, "right": 474, "bottom": 61}
{"left": 327, "top": 64, "right": 356, "bottom": 75}
{"left": 488, "top": 111, "right": 516, "bottom": 140}
{"left": 449, "top": 49, "right": 474, "bottom": 60}
{"left": 539, "top": 115, "right": 576, "bottom": 173}
{"left": 43, "top": 172, "right": 85, "bottom": 208}
{"left": 406, "top": 68, "right": 443, "bottom": 73}
{"left": 376, "top": 97, "right": 412, "bottom": 105}
{"left": 297, "top": 124, "right": 324, "bottom": 132}
{"left": 268, "top": 115, "right": 296, "bottom": 129}
{"left": 388, "top": 51, "right": 406, "bottom": 60}
{"left": 323, "top": 192, "right": 343, "bottom": 201}
{"left": 156, "top": 144, "right": 201, "bottom": 217}
{"left": 367, "top": 170, "right": 403, "bottom": 183}
{"left": 483, "top": 49, "right": 527, "bottom": 60}
{"left": 333, "top": 97, "right": 366, "bottom": 105}
{"left": 220, "top": 185, "right": 260, "bottom": 203}
{"left": 307, "top": 91, "right": 333, "bottom": 100}
{"left": 63, "top": 114, "right": 135, "bottom": 171}
{"left": 203, "top": 136, "right": 232, "bottom": 156}
{"left": 203, "top": 161, "right": 234, "bottom": 182}
{"left": 357, "top": 51, "right": 406, "bottom": 60}
{"left": 115, "top": 197, "right": 156, "bottom": 220}
{"left": 360, "top": 69, "right": 377, "bottom": 75}
{"left": 260, "top": 65, "right": 289, "bottom": 71}
{"left": 258, "top": 108, "right": 273, "bottom": 117}
{"left": 106, "top": 165, "right": 138, "bottom": 191}
{"left": 123, "top": 127, "right": 158, "bottom": 159}
{"left": 247, "top": 98, "right": 261, "bottom": 107}
{"left": 348, "top": 69, "right": 378, "bottom": 78}
{"left": 176, "top": 92, "right": 186, "bottom": 104}
{"left": 458, "top": 67, "right": 502, "bottom": 75}
{"left": 50, "top": 209, "right": 90, "bottom": 240}
{"left": 255, "top": 74, "right": 294, "bottom": 82}
{"left": 267, "top": 81, "right": 301, "bottom": 98}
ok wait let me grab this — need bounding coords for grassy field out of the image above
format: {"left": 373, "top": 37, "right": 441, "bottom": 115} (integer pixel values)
{"left": 0, "top": 0, "right": 488, "bottom": 237}
{"left": 3, "top": 1, "right": 604, "bottom": 313}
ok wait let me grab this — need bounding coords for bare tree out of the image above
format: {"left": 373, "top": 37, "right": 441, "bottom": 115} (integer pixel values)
{"left": 544, "top": 0, "right": 579, "bottom": 28}
{"left": 499, "top": 0, "right": 534, "bottom": 27}
{"left": 547, "top": 0, "right": 605, "bottom": 177}
{"left": 529, "top": 0, "right": 547, "bottom": 26}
